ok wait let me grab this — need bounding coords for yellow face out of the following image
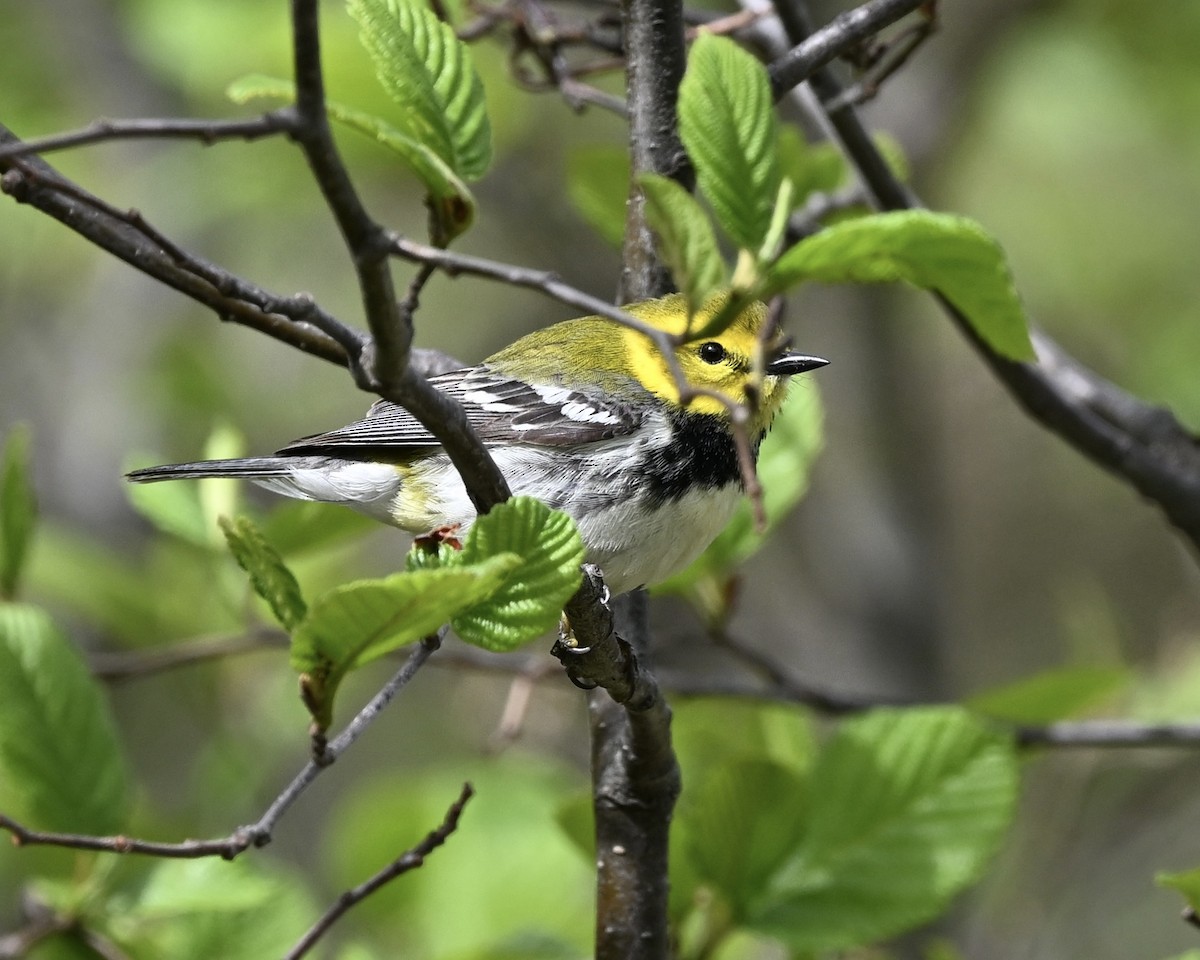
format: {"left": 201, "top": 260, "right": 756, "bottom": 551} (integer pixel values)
{"left": 619, "top": 294, "right": 792, "bottom": 426}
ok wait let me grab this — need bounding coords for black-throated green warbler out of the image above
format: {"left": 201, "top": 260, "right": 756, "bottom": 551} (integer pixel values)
{"left": 128, "top": 294, "right": 826, "bottom": 593}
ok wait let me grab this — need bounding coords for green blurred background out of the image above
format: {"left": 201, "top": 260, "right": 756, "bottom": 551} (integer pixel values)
{"left": 2, "top": 0, "right": 1200, "bottom": 957}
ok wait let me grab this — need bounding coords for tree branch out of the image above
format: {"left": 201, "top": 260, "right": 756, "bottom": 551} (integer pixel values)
{"left": 559, "top": 0, "right": 690, "bottom": 949}
{"left": 619, "top": 0, "right": 692, "bottom": 301}
{"left": 768, "top": 0, "right": 1200, "bottom": 556}
{"left": 767, "top": 0, "right": 928, "bottom": 100}
{"left": 0, "top": 634, "right": 441, "bottom": 859}
{"left": 283, "top": 782, "right": 474, "bottom": 960}
{"left": 0, "top": 112, "right": 296, "bottom": 161}
{"left": 0, "top": 125, "right": 353, "bottom": 365}
{"left": 286, "top": 0, "right": 512, "bottom": 515}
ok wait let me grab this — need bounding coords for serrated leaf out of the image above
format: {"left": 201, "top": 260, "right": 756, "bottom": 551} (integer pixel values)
{"left": 452, "top": 497, "right": 585, "bottom": 651}
{"left": 682, "top": 758, "right": 807, "bottom": 919}
{"left": 292, "top": 556, "right": 519, "bottom": 728}
{"left": 1, "top": 424, "right": 37, "bottom": 599}
{"left": 0, "top": 605, "right": 129, "bottom": 833}
{"left": 968, "top": 664, "right": 1129, "bottom": 724}
{"left": 669, "top": 700, "right": 816, "bottom": 918}
{"left": 750, "top": 706, "right": 1018, "bottom": 951}
{"left": 227, "top": 73, "right": 476, "bottom": 240}
{"left": 679, "top": 34, "right": 781, "bottom": 252}
{"left": 567, "top": 145, "right": 630, "bottom": 248}
{"left": 767, "top": 210, "right": 1035, "bottom": 361}
{"left": 348, "top": 0, "right": 491, "bottom": 180}
{"left": 639, "top": 172, "right": 728, "bottom": 315}
{"left": 219, "top": 515, "right": 307, "bottom": 631}
{"left": 656, "top": 383, "right": 823, "bottom": 595}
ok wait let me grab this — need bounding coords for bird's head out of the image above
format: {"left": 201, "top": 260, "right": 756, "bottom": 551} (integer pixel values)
{"left": 619, "top": 293, "right": 827, "bottom": 433}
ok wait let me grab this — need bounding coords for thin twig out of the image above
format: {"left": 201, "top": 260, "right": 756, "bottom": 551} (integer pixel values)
{"left": 0, "top": 635, "right": 441, "bottom": 858}
{"left": 769, "top": 0, "right": 1200, "bottom": 555}
{"left": 283, "top": 782, "right": 474, "bottom": 960}
{"left": 822, "top": 7, "right": 937, "bottom": 109}
{"left": 767, "top": 0, "right": 928, "bottom": 100}
{"left": 0, "top": 112, "right": 297, "bottom": 161}
{"left": 0, "top": 141, "right": 351, "bottom": 365}
{"left": 289, "top": 0, "right": 512, "bottom": 515}
{"left": 434, "top": 641, "right": 1200, "bottom": 750}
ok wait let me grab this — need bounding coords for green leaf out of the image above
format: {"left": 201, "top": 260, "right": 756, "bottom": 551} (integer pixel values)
{"left": 639, "top": 172, "right": 728, "bottom": 315}
{"left": 679, "top": 34, "right": 781, "bottom": 251}
{"left": 348, "top": 0, "right": 492, "bottom": 180}
{"left": 567, "top": 145, "right": 630, "bottom": 248}
{"left": 291, "top": 556, "right": 520, "bottom": 728}
{"left": 219, "top": 515, "right": 307, "bottom": 631}
{"left": 1, "top": 424, "right": 37, "bottom": 599}
{"left": 227, "top": 74, "right": 476, "bottom": 241}
{"left": 767, "top": 210, "right": 1035, "bottom": 361}
{"left": 453, "top": 497, "right": 585, "bottom": 651}
{"left": 0, "top": 605, "right": 129, "bottom": 833}
{"left": 682, "top": 758, "right": 807, "bottom": 919}
{"left": 669, "top": 700, "right": 816, "bottom": 919}
{"left": 750, "top": 706, "right": 1018, "bottom": 952}
{"left": 656, "top": 383, "right": 823, "bottom": 596}
{"left": 968, "top": 664, "right": 1129, "bottom": 724}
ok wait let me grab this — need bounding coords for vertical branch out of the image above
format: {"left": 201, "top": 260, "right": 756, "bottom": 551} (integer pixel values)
{"left": 587, "top": 592, "right": 680, "bottom": 960}
{"left": 586, "top": 0, "right": 689, "bottom": 956}
{"left": 619, "top": 0, "right": 693, "bottom": 302}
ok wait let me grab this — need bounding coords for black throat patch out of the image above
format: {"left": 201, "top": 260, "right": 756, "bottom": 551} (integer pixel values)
{"left": 642, "top": 411, "right": 746, "bottom": 505}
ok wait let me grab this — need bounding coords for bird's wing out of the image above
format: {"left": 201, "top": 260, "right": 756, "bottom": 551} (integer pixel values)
{"left": 277, "top": 366, "right": 645, "bottom": 459}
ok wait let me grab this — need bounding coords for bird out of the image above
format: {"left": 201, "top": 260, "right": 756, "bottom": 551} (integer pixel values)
{"left": 128, "top": 293, "right": 827, "bottom": 594}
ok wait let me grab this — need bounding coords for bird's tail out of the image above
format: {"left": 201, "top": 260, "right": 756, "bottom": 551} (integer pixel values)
{"left": 126, "top": 457, "right": 298, "bottom": 483}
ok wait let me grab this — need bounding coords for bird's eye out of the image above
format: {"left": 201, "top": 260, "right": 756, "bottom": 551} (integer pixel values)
{"left": 698, "top": 341, "right": 726, "bottom": 364}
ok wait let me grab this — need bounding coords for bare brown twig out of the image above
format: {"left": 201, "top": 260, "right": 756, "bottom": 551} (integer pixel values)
{"left": 0, "top": 112, "right": 297, "bottom": 161}
{"left": 767, "top": 0, "right": 929, "bottom": 100}
{"left": 288, "top": 0, "right": 513, "bottom": 515}
{"left": 282, "top": 782, "right": 474, "bottom": 960}
{"left": 769, "top": 0, "right": 1200, "bottom": 556}
{"left": 0, "top": 635, "right": 442, "bottom": 859}
{"left": 0, "top": 140, "right": 353, "bottom": 365}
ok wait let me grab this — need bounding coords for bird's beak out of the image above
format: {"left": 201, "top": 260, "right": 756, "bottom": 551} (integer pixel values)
{"left": 766, "top": 351, "right": 829, "bottom": 376}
